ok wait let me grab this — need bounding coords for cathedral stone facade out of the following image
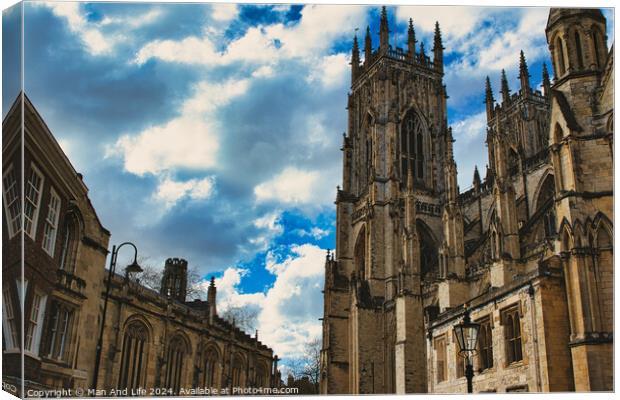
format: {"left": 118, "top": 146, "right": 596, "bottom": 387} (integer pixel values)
{"left": 320, "top": 7, "right": 613, "bottom": 393}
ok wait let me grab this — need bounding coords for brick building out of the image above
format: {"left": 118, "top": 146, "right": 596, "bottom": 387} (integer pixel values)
{"left": 2, "top": 94, "right": 280, "bottom": 395}
{"left": 320, "top": 7, "right": 613, "bottom": 393}
{"left": 2, "top": 93, "right": 111, "bottom": 392}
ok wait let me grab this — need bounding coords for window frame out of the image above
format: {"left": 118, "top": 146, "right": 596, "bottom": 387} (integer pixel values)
{"left": 477, "top": 316, "right": 494, "bottom": 371}
{"left": 2, "top": 286, "right": 19, "bottom": 351}
{"left": 118, "top": 321, "right": 149, "bottom": 390}
{"left": 24, "top": 289, "right": 48, "bottom": 356}
{"left": 42, "top": 187, "right": 62, "bottom": 256}
{"left": 501, "top": 306, "right": 523, "bottom": 365}
{"left": 2, "top": 164, "right": 21, "bottom": 238}
{"left": 434, "top": 335, "right": 447, "bottom": 383}
{"left": 24, "top": 163, "right": 45, "bottom": 240}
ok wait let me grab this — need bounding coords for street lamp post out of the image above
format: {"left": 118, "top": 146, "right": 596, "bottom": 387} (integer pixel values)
{"left": 92, "top": 242, "right": 142, "bottom": 390}
{"left": 454, "top": 308, "right": 481, "bottom": 394}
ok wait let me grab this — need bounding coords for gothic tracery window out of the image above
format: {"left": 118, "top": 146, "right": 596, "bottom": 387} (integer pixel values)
{"left": 118, "top": 320, "right": 149, "bottom": 390}
{"left": 231, "top": 354, "right": 245, "bottom": 388}
{"left": 165, "top": 335, "right": 188, "bottom": 393}
{"left": 201, "top": 346, "right": 220, "bottom": 388}
{"left": 400, "top": 112, "right": 426, "bottom": 184}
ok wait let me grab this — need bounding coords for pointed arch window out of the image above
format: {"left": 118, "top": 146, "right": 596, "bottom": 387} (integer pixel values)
{"left": 574, "top": 31, "right": 584, "bottom": 69}
{"left": 59, "top": 212, "right": 81, "bottom": 273}
{"left": 592, "top": 28, "right": 603, "bottom": 68}
{"left": 165, "top": 336, "right": 188, "bottom": 393}
{"left": 118, "top": 321, "right": 149, "bottom": 390}
{"left": 201, "top": 347, "right": 220, "bottom": 388}
{"left": 556, "top": 37, "right": 566, "bottom": 76}
{"left": 354, "top": 227, "right": 366, "bottom": 280}
{"left": 401, "top": 112, "right": 426, "bottom": 184}
{"left": 255, "top": 363, "right": 268, "bottom": 388}
{"left": 231, "top": 354, "right": 245, "bottom": 388}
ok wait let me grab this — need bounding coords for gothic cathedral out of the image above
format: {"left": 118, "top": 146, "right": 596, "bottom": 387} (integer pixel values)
{"left": 320, "top": 7, "right": 613, "bottom": 393}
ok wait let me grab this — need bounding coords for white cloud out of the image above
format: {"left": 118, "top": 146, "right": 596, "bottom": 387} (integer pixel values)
{"left": 307, "top": 53, "right": 350, "bottom": 89}
{"left": 396, "top": 6, "right": 484, "bottom": 45}
{"left": 215, "top": 244, "right": 326, "bottom": 358}
{"left": 46, "top": 2, "right": 119, "bottom": 55}
{"left": 452, "top": 112, "right": 487, "bottom": 143}
{"left": 108, "top": 78, "right": 248, "bottom": 176}
{"left": 295, "top": 226, "right": 330, "bottom": 240}
{"left": 250, "top": 212, "right": 284, "bottom": 250}
{"left": 153, "top": 175, "right": 215, "bottom": 209}
{"left": 100, "top": 8, "right": 162, "bottom": 28}
{"left": 214, "top": 268, "right": 266, "bottom": 310}
{"left": 254, "top": 167, "right": 321, "bottom": 205}
{"left": 135, "top": 5, "right": 366, "bottom": 67}
{"left": 211, "top": 4, "right": 239, "bottom": 22}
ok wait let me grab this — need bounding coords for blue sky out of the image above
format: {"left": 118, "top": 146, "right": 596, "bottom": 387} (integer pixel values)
{"left": 2, "top": 2, "right": 614, "bottom": 361}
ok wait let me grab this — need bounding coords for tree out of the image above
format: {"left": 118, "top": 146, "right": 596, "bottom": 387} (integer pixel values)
{"left": 219, "top": 305, "right": 259, "bottom": 333}
{"left": 134, "top": 258, "right": 258, "bottom": 332}
{"left": 135, "top": 257, "right": 208, "bottom": 300}
{"left": 287, "top": 337, "right": 321, "bottom": 394}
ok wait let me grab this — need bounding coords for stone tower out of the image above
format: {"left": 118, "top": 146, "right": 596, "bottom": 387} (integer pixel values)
{"left": 160, "top": 258, "right": 188, "bottom": 302}
{"left": 321, "top": 7, "right": 455, "bottom": 394}
{"left": 545, "top": 8, "right": 613, "bottom": 391}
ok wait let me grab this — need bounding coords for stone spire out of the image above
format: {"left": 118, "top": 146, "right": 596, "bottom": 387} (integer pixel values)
{"left": 419, "top": 41, "right": 426, "bottom": 64}
{"left": 518, "top": 50, "right": 530, "bottom": 93}
{"left": 473, "top": 165, "right": 481, "bottom": 187}
{"left": 433, "top": 21, "right": 444, "bottom": 72}
{"left": 485, "top": 76, "right": 495, "bottom": 120}
{"left": 207, "top": 276, "right": 217, "bottom": 321}
{"left": 542, "top": 62, "right": 551, "bottom": 96}
{"left": 379, "top": 6, "right": 389, "bottom": 51}
{"left": 351, "top": 33, "right": 360, "bottom": 82}
{"left": 500, "top": 69, "right": 510, "bottom": 104}
{"left": 407, "top": 18, "right": 416, "bottom": 60}
{"left": 364, "top": 25, "right": 372, "bottom": 65}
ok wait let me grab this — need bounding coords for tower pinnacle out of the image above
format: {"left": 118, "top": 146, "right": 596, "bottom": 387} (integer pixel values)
{"left": 433, "top": 21, "right": 444, "bottom": 72}
{"left": 379, "top": 6, "right": 389, "bottom": 50}
{"left": 364, "top": 26, "right": 372, "bottom": 65}
{"left": 542, "top": 62, "right": 551, "bottom": 96}
{"left": 351, "top": 33, "right": 360, "bottom": 82}
{"left": 485, "top": 76, "right": 495, "bottom": 120}
{"left": 407, "top": 18, "right": 416, "bottom": 59}
{"left": 500, "top": 69, "right": 510, "bottom": 103}
{"left": 519, "top": 50, "right": 531, "bottom": 92}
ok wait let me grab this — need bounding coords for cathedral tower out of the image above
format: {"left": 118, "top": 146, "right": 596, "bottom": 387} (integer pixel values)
{"left": 546, "top": 8, "right": 613, "bottom": 391}
{"left": 160, "top": 258, "right": 188, "bottom": 302}
{"left": 321, "top": 7, "right": 453, "bottom": 394}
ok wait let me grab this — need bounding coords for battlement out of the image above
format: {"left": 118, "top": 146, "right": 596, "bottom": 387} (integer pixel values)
{"left": 165, "top": 257, "right": 188, "bottom": 269}
{"left": 490, "top": 88, "right": 548, "bottom": 120}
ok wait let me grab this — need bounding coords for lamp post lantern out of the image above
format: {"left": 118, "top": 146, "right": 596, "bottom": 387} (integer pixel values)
{"left": 92, "top": 242, "right": 142, "bottom": 389}
{"left": 454, "top": 307, "right": 481, "bottom": 394}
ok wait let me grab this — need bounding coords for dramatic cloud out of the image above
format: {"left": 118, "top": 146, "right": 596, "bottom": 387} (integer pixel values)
{"left": 215, "top": 243, "right": 325, "bottom": 358}
{"left": 153, "top": 175, "right": 216, "bottom": 209}
{"left": 108, "top": 78, "right": 248, "bottom": 176}
{"left": 10, "top": 3, "right": 613, "bottom": 366}
{"left": 254, "top": 167, "right": 322, "bottom": 205}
